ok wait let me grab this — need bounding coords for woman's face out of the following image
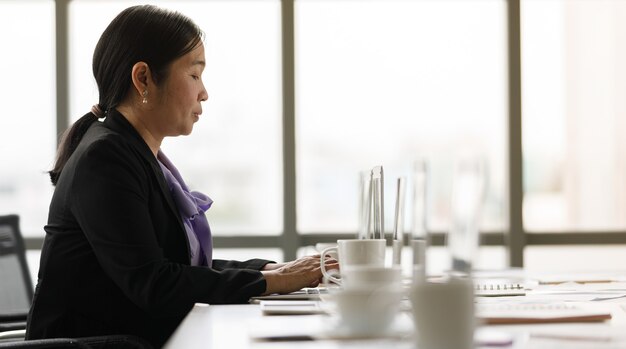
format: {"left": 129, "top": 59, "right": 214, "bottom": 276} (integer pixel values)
{"left": 152, "top": 42, "right": 208, "bottom": 137}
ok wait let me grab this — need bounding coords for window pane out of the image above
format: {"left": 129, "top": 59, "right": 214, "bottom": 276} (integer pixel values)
{"left": 296, "top": 0, "right": 508, "bottom": 234}
{"left": 522, "top": 0, "right": 626, "bottom": 231}
{"left": 525, "top": 246, "right": 626, "bottom": 272}
{"left": 0, "top": 1, "right": 55, "bottom": 237}
{"left": 69, "top": 1, "right": 282, "bottom": 235}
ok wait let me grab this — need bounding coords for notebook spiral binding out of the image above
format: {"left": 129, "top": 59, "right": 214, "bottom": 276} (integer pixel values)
{"left": 475, "top": 283, "right": 524, "bottom": 291}
{"left": 474, "top": 283, "right": 526, "bottom": 297}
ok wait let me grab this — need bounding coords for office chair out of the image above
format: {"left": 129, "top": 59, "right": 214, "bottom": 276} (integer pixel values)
{"left": 0, "top": 334, "right": 153, "bottom": 348}
{"left": 0, "top": 215, "right": 152, "bottom": 349}
{"left": 0, "top": 215, "right": 32, "bottom": 334}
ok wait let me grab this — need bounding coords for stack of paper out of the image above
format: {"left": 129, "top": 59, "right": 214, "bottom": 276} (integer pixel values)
{"left": 476, "top": 302, "right": 612, "bottom": 324}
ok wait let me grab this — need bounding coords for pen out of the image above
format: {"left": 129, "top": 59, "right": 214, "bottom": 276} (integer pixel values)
{"left": 392, "top": 177, "right": 406, "bottom": 265}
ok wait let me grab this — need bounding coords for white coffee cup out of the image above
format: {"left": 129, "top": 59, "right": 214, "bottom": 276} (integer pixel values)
{"left": 315, "top": 242, "right": 338, "bottom": 260}
{"left": 410, "top": 277, "right": 475, "bottom": 349}
{"left": 341, "top": 265, "right": 402, "bottom": 290}
{"left": 331, "top": 287, "right": 404, "bottom": 336}
{"left": 320, "top": 239, "right": 386, "bottom": 284}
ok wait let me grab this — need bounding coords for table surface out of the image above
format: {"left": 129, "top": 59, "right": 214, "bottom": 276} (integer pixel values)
{"left": 164, "top": 271, "right": 626, "bottom": 349}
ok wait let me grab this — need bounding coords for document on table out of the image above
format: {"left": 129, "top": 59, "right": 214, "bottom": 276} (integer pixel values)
{"left": 527, "top": 282, "right": 626, "bottom": 301}
{"left": 260, "top": 300, "right": 327, "bottom": 315}
{"left": 476, "top": 302, "right": 612, "bottom": 324}
{"left": 531, "top": 272, "right": 625, "bottom": 285}
{"left": 529, "top": 326, "right": 626, "bottom": 345}
{"left": 249, "top": 287, "right": 329, "bottom": 303}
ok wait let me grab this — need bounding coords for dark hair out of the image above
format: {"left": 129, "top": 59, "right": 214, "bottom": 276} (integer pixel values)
{"left": 49, "top": 5, "right": 204, "bottom": 185}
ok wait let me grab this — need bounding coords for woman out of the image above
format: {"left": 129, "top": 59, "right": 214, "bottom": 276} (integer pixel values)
{"left": 26, "top": 5, "right": 336, "bottom": 348}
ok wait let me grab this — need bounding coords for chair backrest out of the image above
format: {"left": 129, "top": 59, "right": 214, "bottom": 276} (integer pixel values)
{"left": 0, "top": 215, "right": 33, "bottom": 315}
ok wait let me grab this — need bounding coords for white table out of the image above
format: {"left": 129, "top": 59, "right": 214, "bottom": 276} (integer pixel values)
{"left": 164, "top": 278, "right": 626, "bottom": 348}
{"left": 164, "top": 303, "right": 418, "bottom": 349}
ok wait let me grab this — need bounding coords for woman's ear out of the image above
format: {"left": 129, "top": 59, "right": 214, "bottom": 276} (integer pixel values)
{"left": 130, "top": 62, "right": 152, "bottom": 101}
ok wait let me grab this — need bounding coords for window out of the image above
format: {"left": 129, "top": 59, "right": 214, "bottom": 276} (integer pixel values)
{"left": 10, "top": 0, "right": 625, "bottom": 270}
{"left": 0, "top": 1, "right": 55, "bottom": 237}
{"left": 525, "top": 246, "right": 626, "bottom": 272}
{"left": 522, "top": 0, "right": 626, "bottom": 232}
{"left": 69, "top": 0, "right": 282, "bottom": 235}
{"left": 295, "top": 0, "right": 508, "bottom": 235}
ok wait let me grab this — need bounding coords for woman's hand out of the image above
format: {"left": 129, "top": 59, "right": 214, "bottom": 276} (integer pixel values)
{"left": 261, "top": 262, "right": 285, "bottom": 271}
{"left": 261, "top": 254, "right": 339, "bottom": 295}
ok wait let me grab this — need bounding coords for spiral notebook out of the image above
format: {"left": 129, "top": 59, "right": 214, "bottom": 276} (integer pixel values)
{"left": 474, "top": 282, "right": 526, "bottom": 297}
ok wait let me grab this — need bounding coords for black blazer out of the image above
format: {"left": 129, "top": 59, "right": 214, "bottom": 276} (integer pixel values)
{"left": 26, "top": 109, "right": 270, "bottom": 348}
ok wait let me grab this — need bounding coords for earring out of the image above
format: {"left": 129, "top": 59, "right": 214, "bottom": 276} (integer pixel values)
{"left": 142, "top": 90, "right": 148, "bottom": 104}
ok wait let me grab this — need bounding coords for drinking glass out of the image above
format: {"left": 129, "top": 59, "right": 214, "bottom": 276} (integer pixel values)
{"left": 448, "top": 156, "right": 486, "bottom": 275}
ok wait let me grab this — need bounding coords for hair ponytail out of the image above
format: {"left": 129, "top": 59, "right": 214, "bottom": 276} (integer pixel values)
{"left": 48, "top": 112, "right": 99, "bottom": 186}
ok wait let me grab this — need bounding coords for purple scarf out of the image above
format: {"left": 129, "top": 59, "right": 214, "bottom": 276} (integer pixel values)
{"left": 157, "top": 151, "right": 213, "bottom": 266}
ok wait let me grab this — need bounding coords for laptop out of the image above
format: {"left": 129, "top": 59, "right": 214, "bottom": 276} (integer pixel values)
{"left": 249, "top": 287, "right": 329, "bottom": 304}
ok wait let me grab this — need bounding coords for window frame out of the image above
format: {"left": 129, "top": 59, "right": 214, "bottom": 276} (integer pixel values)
{"left": 25, "top": 0, "right": 626, "bottom": 266}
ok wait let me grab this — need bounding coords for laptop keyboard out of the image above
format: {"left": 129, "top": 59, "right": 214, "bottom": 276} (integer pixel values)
{"left": 291, "top": 287, "right": 329, "bottom": 295}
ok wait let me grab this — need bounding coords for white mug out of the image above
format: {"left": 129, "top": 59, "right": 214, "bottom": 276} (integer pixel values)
{"left": 340, "top": 265, "right": 402, "bottom": 290}
{"left": 410, "top": 277, "right": 475, "bottom": 349}
{"left": 314, "top": 242, "right": 338, "bottom": 260}
{"left": 320, "top": 239, "right": 386, "bottom": 284}
{"left": 331, "top": 287, "right": 404, "bottom": 336}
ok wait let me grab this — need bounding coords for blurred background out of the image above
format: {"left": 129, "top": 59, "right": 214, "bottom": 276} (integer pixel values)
{"left": 1, "top": 0, "right": 626, "bottom": 283}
